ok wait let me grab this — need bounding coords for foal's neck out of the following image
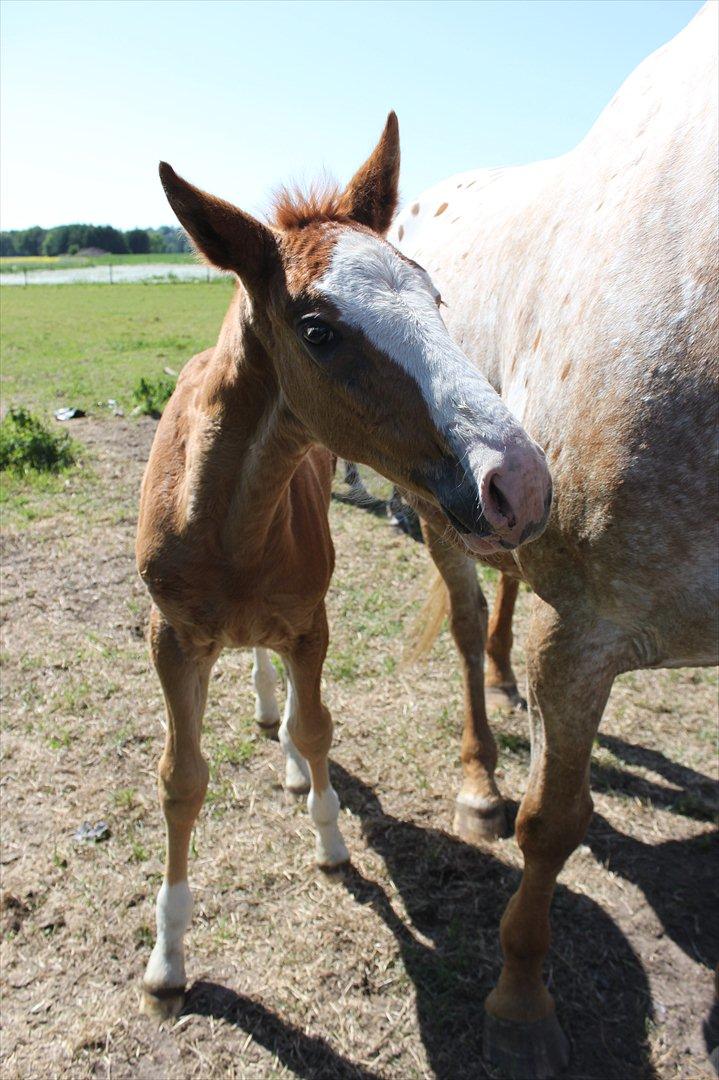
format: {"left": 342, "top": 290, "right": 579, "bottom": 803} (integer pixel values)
{"left": 191, "top": 293, "right": 310, "bottom": 563}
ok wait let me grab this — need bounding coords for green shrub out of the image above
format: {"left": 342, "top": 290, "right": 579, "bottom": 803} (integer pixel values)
{"left": 0, "top": 408, "right": 78, "bottom": 475}
{"left": 132, "top": 374, "right": 176, "bottom": 418}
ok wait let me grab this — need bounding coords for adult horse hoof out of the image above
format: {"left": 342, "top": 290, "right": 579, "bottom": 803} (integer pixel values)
{"left": 485, "top": 683, "right": 527, "bottom": 713}
{"left": 256, "top": 718, "right": 280, "bottom": 741}
{"left": 140, "top": 984, "right": 186, "bottom": 1022}
{"left": 483, "top": 1010, "right": 570, "bottom": 1079}
{"left": 454, "top": 797, "right": 509, "bottom": 842}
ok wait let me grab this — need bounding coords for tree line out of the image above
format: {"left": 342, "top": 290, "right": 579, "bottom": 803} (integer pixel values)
{"left": 0, "top": 224, "right": 191, "bottom": 258}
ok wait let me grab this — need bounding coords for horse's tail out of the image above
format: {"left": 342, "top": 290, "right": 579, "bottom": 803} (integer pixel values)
{"left": 402, "top": 567, "right": 449, "bottom": 666}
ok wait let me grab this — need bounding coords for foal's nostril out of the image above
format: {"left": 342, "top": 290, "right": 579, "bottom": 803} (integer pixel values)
{"left": 487, "top": 475, "right": 517, "bottom": 530}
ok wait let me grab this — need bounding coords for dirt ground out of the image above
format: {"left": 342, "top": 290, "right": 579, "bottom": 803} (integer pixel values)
{"left": 1, "top": 418, "right": 717, "bottom": 1079}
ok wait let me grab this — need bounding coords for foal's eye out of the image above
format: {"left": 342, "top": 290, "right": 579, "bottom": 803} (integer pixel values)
{"left": 298, "top": 317, "right": 337, "bottom": 352}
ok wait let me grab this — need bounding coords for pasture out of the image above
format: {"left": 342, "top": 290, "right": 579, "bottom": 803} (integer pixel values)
{"left": 1, "top": 283, "right": 717, "bottom": 1079}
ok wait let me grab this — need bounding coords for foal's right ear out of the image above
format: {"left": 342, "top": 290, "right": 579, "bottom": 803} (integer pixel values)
{"left": 159, "top": 163, "right": 278, "bottom": 291}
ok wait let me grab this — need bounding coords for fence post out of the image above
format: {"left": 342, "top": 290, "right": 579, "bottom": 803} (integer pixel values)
{"left": 109, "top": 263, "right": 113, "bottom": 284}
{"left": 23, "top": 268, "right": 28, "bottom": 286}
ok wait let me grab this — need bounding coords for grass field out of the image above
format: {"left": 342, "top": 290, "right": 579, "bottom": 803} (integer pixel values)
{"left": 1, "top": 253, "right": 196, "bottom": 273}
{"left": 1, "top": 282, "right": 234, "bottom": 415}
{"left": 1, "top": 283, "right": 717, "bottom": 1078}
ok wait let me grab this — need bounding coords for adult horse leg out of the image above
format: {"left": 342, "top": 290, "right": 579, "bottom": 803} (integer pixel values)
{"left": 485, "top": 574, "right": 525, "bottom": 711}
{"left": 252, "top": 647, "right": 281, "bottom": 740}
{"left": 484, "top": 597, "right": 619, "bottom": 1078}
{"left": 281, "top": 606, "right": 349, "bottom": 869}
{"left": 141, "top": 607, "right": 218, "bottom": 1020}
{"left": 423, "top": 521, "right": 508, "bottom": 841}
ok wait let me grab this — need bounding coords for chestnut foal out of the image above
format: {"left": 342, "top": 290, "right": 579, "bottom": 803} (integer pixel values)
{"left": 136, "top": 115, "right": 551, "bottom": 1018}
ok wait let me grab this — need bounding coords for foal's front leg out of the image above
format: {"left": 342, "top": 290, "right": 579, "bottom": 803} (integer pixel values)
{"left": 281, "top": 606, "right": 349, "bottom": 870}
{"left": 422, "top": 521, "right": 507, "bottom": 841}
{"left": 141, "top": 607, "right": 218, "bottom": 1020}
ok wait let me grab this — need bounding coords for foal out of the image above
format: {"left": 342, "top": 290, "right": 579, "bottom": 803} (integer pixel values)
{"left": 136, "top": 114, "right": 551, "bottom": 1018}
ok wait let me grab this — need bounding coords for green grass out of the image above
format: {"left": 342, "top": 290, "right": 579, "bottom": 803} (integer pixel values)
{"left": 1, "top": 253, "right": 196, "bottom": 273}
{"left": 0, "top": 281, "right": 234, "bottom": 413}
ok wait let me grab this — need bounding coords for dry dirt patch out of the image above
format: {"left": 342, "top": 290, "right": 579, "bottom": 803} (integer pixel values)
{"left": 1, "top": 418, "right": 717, "bottom": 1079}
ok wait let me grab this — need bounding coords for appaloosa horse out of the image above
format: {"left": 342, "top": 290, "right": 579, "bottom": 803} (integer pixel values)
{"left": 136, "top": 115, "right": 551, "bottom": 1019}
{"left": 391, "top": 4, "right": 718, "bottom": 1074}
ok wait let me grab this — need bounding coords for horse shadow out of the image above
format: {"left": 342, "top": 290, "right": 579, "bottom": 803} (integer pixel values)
{"left": 182, "top": 980, "right": 380, "bottom": 1080}
{"left": 330, "top": 763, "right": 657, "bottom": 1080}
{"left": 179, "top": 757, "right": 658, "bottom": 1079}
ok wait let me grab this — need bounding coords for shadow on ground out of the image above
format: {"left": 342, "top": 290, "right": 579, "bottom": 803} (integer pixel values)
{"left": 182, "top": 981, "right": 381, "bottom": 1080}
{"left": 181, "top": 746, "right": 718, "bottom": 1079}
{"left": 332, "top": 763, "right": 657, "bottom": 1080}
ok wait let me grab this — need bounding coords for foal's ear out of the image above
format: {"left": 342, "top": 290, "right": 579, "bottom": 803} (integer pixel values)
{"left": 338, "top": 112, "right": 400, "bottom": 235}
{"left": 159, "top": 163, "right": 277, "bottom": 290}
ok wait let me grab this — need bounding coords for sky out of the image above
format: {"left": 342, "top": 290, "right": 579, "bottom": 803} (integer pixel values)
{"left": 0, "top": 0, "right": 705, "bottom": 230}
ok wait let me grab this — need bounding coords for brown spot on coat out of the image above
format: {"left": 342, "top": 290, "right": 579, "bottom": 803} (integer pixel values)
{"left": 560, "top": 361, "right": 571, "bottom": 381}
{"left": 411, "top": 203, "right": 420, "bottom": 216}
{"left": 398, "top": 224, "right": 404, "bottom": 241}
{"left": 532, "top": 329, "right": 542, "bottom": 351}
{"left": 435, "top": 202, "right": 449, "bottom": 217}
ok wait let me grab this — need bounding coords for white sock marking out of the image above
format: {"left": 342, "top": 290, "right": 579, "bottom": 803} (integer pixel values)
{"left": 308, "top": 786, "right": 349, "bottom": 867}
{"left": 278, "top": 679, "right": 311, "bottom": 791}
{"left": 143, "top": 879, "right": 193, "bottom": 991}
{"left": 252, "top": 647, "right": 280, "bottom": 725}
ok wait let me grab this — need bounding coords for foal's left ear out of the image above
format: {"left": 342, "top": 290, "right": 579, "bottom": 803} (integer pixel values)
{"left": 338, "top": 112, "right": 400, "bottom": 235}
{"left": 159, "top": 163, "right": 278, "bottom": 292}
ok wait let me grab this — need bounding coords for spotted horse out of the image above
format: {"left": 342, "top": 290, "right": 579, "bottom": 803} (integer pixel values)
{"left": 391, "top": 4, "right": 719, "bottom": 1075}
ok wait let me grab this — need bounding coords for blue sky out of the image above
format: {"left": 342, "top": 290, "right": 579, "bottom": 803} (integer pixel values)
{"left": 1, "top": 0, "right": 704, "bottom": 230}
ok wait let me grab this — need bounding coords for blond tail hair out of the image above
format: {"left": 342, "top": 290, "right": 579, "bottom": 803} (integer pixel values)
{"left": 401, "top": 567, "right": 450, "bottom": 667}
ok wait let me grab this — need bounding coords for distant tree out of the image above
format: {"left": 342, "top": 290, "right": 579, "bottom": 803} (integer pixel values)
{"left": 12, "top": 226, "right": 46, "bottom": 256}
{"left": 0, "top": 234, "right": 16, "bottom": 256}
{"left": 86, "top": 225, "right": 128, "bottom": 254}
{"left": 126, "top": 228, "right": 150, "bottom": 254}
{"left": 42, "top": 226, "right": 70, "bottom": 256}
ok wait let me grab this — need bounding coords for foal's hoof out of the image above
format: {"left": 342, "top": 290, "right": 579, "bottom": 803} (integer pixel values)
{"left": 140, "top": 984, "right": 186, "bottom": 1022}
{"left": 454, "top": 797, "right": 509, "bottom": 843}
{"left": 485, "top": 683, "right": 527, "bottom": 713}
{"left": 256, "top": 718, "right": 280, "bottom": 741}
{"left": 284, "top": 781, "right": 311, "bottom": 801}
{"left": 483, "top": 1010, "right": 570, "bottom": 1079}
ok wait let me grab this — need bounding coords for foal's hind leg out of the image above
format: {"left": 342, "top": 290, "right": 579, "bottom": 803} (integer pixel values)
{"left": 252, "top": 647, "right": 281, "bottom": 740}
{"left": 281, "top": 605, "right": 349, "bottom": 869}
{"left": 485, "top": 574, "right": 525, "bottom": 712}
{"left": 423, "top": 522, "right": 507, "bottom": 841}
{"left": 141, "top": 607, "right": 218, "bottom": 1020}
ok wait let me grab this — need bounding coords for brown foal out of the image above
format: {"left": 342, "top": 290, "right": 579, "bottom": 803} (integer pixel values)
{"left": 136, "top": 114, "right": 551, "bottom": 1018}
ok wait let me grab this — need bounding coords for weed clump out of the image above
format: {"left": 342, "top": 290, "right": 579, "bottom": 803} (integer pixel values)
{"left": 0, "top": 408, "right": 78, "bottom": 475}
{"left": 132, "top": 374, "right": 176, "bottom": 418}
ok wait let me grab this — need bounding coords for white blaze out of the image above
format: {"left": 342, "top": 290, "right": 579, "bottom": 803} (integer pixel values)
{"left": 315, "top": 229, "right": 518, "bottom": 472}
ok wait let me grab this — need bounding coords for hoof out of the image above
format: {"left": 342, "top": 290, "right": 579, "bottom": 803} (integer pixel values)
{"left": 256, "top": 718, "right": 280, "bottom": 741}
{"left": 454, "top": 798, "right": 509, "bottom": 842}
{"left": 284, "top": 782, "right": 311, "bottom": 801}
{"left": 483, "top": 1009, "right": 570, "bottom": 1079}
{"left": 318, "top": 854, "right": 351, "bottom": 879}
{"left": 140, "top": 984, "right": 186, "bottom": 1022}
{"left": 486, "top": 684, "right": 527, "bottom": 713}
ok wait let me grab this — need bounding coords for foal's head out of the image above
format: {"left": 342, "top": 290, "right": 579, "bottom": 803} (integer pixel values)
{"left": 159, "top": 114, "right": 551, "bottom": 554}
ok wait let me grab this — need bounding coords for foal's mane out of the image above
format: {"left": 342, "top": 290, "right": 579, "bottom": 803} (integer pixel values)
{"left": 270, "top": 178, "right": 349, "bottom": 231}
